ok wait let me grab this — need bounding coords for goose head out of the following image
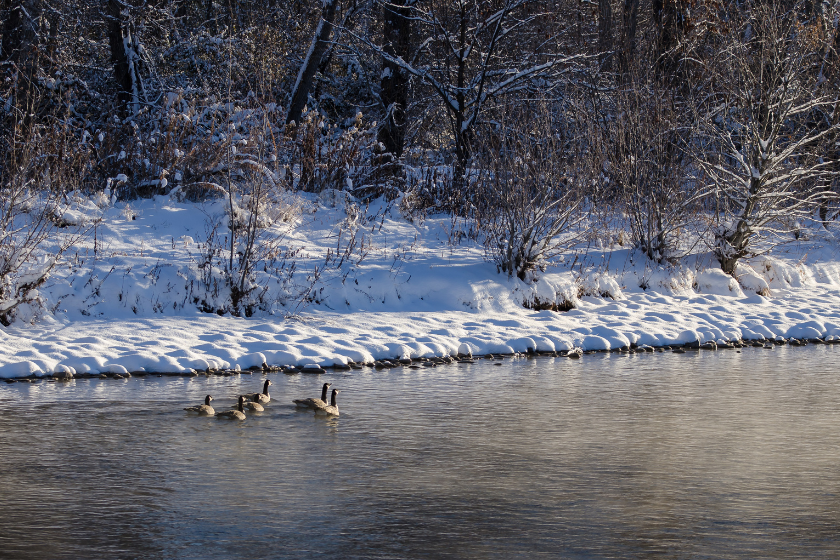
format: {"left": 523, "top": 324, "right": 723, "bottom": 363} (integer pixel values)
{"left": 330, "top": 389, "right": 340, "bottom": 406}
{"left": 321, "top": 382, "right": 332, "bottom": 400}
{"left": 204, "top": 395, "right": 214, "bottom": 406}
{"left": 237, "top": 395, "right": 246, "bottom": 412}
{"left": 263, "top": 379, "right": 273, "bottom": 393}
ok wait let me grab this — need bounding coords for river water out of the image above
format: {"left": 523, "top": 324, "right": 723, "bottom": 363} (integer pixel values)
{"left": 1, "top": 344, "right": 839, "bottom": 559}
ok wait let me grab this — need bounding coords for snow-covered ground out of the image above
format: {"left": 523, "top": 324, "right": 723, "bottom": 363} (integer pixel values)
{"left": 3, "top": 192, "right": 840, "bottom": 378}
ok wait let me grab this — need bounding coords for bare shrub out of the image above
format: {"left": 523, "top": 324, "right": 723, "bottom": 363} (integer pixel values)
{"left": 283, "top": 110, "right": 374, "bottom": 194}
{"left": 191, "top": 170, "right": 302, "bottom": 317}
{"left": 0, "top": 123, "right": 83, "bottom": 325}
{"left": 472, "top": 100, "right": 586, "bottom": 281}
{"left": 99, "top": 95, "right": 286, "bottom": 202}
{"left": 398, "top": 167, "right": 457, "bottom": 218}
{"left": 590, "top": 84, "right": 706, "bottom": 263}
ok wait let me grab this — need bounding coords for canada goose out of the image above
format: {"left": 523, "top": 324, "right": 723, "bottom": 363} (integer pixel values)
{"left": 239, "top": 396, "right": 264, "bottom": 412}
{"left": 184, "top": 395, "right": 215, "bottom": 415}
{"left": 293, "top": 382, "right": 332, "bottom": 410}
{"left": 244, "top": 379, "right": 272, "bottom": 404}
{"left": 217, "top": 396, "right": 246, "bottom": 420}
{"left": 315, "top": 389, "right": 340, "bottom": 417}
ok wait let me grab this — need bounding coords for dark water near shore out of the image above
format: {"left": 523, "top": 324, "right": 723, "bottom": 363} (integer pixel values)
{"left": 2, "top": 345, "right": 840, "bottom": 559}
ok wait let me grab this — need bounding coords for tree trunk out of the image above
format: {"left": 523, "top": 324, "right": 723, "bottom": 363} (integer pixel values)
{"left": 2, "top": 0, "right": 41, "bottom": 118}
{"left": 106, "top": 0, "right": 144, "bottom": 117}
{"left": 618, "top": 0, "right": 638, "bottom": 80}
{"left": 452, "top": 2, "right": 469, "bottom": 193}
{"left": 598, "top": 0, "right": 613, "bottom": 71}
{"left": 286, "top": 0, "right": 339, "bottom": 125}
{"left": 206, "top": 0, "right": 218, "bottom": 35}
{"left": 45, "top": 9, "right": 58, "bottom": 66}
{"left": 653, "top": 0, "right": 685, "bottom": 80}
{"left": 716, "top": 223, "right": 748, "bottom": 276}
{"left": 378, "top": 0, "right": 411, "bottom": 157}
{"left": 2, "top": 0, "right": 39, "bottom": 64}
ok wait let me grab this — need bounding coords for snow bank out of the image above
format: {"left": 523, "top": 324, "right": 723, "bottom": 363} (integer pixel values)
{"left": 2, "top": 293, "right": 840, "bottom": 377}
{"left": 2, "top": 194, "right": 840, "bottom": 378}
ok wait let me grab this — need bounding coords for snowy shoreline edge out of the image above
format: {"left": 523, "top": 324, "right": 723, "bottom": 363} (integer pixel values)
{"left": 3, "top": 321, "right": 839, "bottom": 381}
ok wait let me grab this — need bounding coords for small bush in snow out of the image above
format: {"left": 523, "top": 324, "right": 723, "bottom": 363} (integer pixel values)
{"left": 591, "top": 84, "right": 705, "bottom": 263}
{"left": 191, "top": 171, "right": 302, "bottom": 317}
{"left": 473, "top": 101, "right": 586, "bottom": 280}
{"left": 283, "top": 111, "right": 374, "bottom": 194}
{"left": 0, "top": 129, "right": 81, "bottom": 325}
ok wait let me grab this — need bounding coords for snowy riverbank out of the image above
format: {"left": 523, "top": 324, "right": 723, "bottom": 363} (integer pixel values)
{"left": 3, "top": 288, "right": 840, "bottom": 379}
{"left": 2, "top": 192, "right": 840, "bottom": 378}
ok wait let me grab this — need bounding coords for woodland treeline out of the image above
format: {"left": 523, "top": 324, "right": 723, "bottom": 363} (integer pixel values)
{"left": 1, "top": 0, "right": 839, "bottom": 302}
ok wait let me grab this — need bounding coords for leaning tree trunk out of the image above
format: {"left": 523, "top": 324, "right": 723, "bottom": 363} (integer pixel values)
{"left": 106, "top": 0, "right": 144, "bottom": 118}
{"left": 716, "top": 221, "right": 750, "bottom": 276}
{"left": 378, "top": 0, "right": 411, "bottom": 157}
{"left": 286, "top": 0, "right": 340, "bottom": 125}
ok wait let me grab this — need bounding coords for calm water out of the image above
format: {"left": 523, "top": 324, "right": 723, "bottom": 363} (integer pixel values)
{"left": 1, "top": 345, "right": 840, "bottom": 559}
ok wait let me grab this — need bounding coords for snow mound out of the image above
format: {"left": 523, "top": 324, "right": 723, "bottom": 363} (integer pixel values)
{"left": 694, "top": 269, "right": 744, "bottom": 297}
{"left": 0, "top": 361, "right": 43, "bottom": 378}
{"left": 736, "top": 265, "right": 771, "bottom": 295}
{"left": 582, "top": 335, "right": 611, "bottom": 351}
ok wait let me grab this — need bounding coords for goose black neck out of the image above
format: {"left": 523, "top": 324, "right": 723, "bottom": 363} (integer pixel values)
{"left": 330, "top": 390, "right": 337, "bottom": 406}
{"left": 205, "top": 395, "right": 212, "bottom": 406}
{"left": 238, "top": 398, "right": 244, "bottom": 412}
{"left": 263, "top": 380, "right": 270, "bottom": 394}
{"left": 321, "top": 383, "right": 330, "bottom": 401}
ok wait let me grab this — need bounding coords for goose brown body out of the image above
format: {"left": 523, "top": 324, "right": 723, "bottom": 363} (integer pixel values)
{"left": 217, "top": 396, "right": 247, "bottom": 420}
{"left": 184, "top": 395, "right": 215, "bottom": 415}
{"left": 293, "top": 383, "right": 332, "bottom": 410}
{"left": 315, "top": 389, "right": 340, "bottom": 417}
{"left": 244, "top": 380, "right": 272, "bottom": 404}
{"left": 241, "top": 398, "right": 264, "bottom": 412}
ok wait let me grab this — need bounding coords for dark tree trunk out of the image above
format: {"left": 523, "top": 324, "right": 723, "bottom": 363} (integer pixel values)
{"left": 452, "top": 2, "right": 470, "bottom": 192}
{"left": 598, "top": 0, "right": 613, "bottom": 71}
{"left": 106, "top": 0, "right": 143, "bottom": 117}
{"left": 286, "top": 0, "right": 339, "bottom": 125}
{"left": 2, "top": 0, "right": 41, "bottom": 117}
{"left": 653, "top": 0, "right": 685, "bottom": 80}
{"left": 378, "top": 0, "right": 411, "bottom": 157}
{"left": 618, "top": 0, "right": 638, "bottom": 80}
{"left": 2, "top": 0, "right": 39, "bottom": 64}
{"left": 206, "top": 0, "right": 218, "bottom": 34}
{"left": 45, "top": 9, "right": 58, "bottom": 65}
{"left": 716, "top": 222, "right": 749, "bottom": 276}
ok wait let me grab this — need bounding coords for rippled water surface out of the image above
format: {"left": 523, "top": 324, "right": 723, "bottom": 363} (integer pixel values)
{"left": 2, "top": 345, "right": 840, "bottom": 559}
